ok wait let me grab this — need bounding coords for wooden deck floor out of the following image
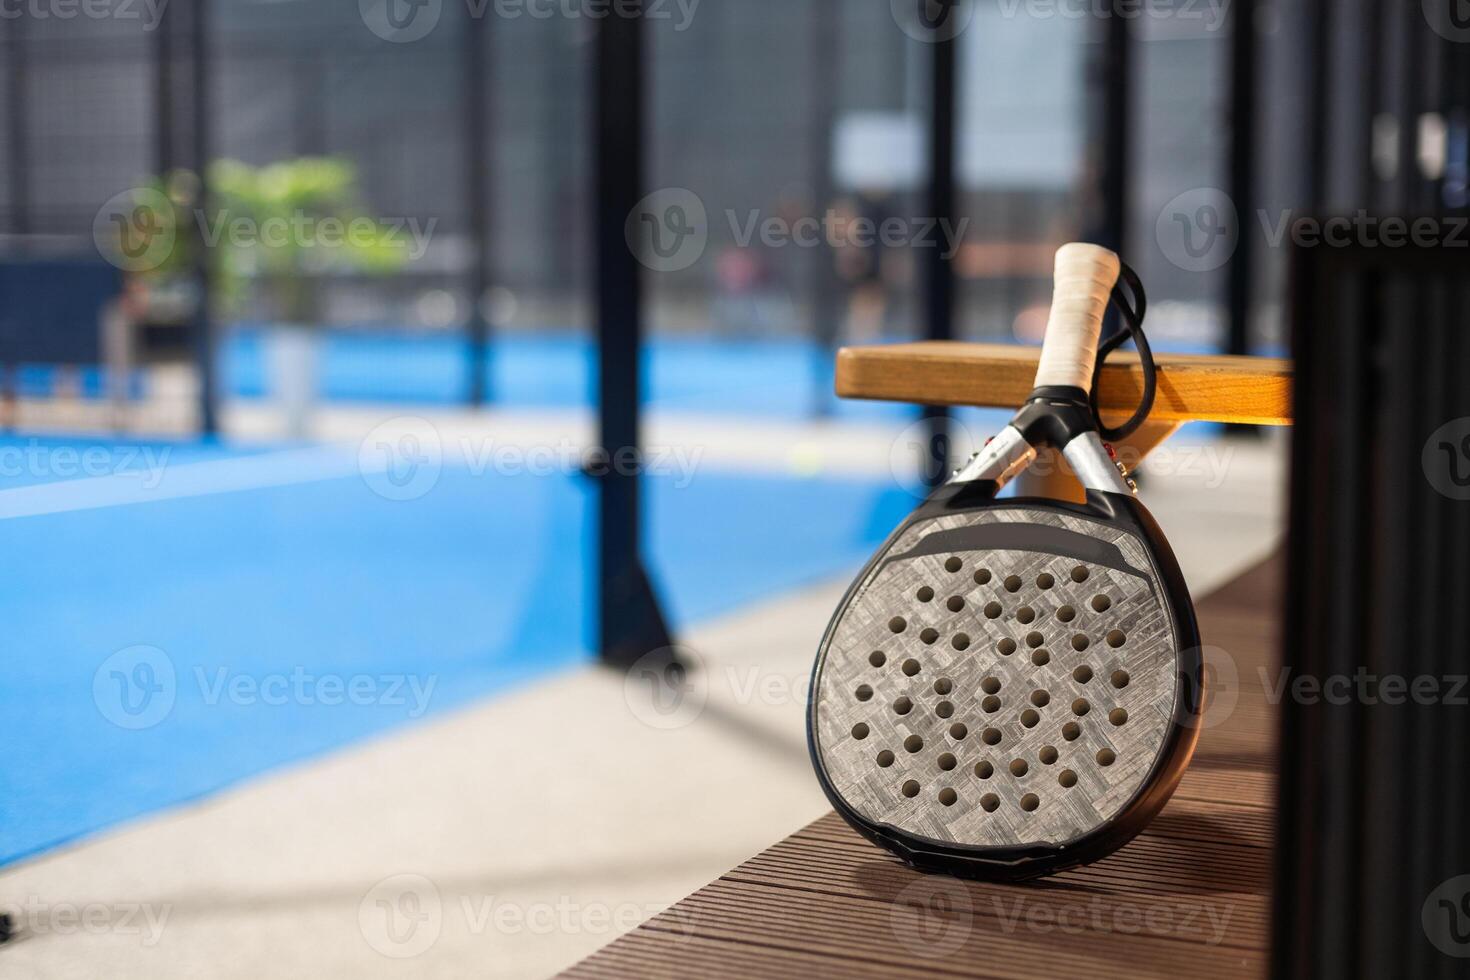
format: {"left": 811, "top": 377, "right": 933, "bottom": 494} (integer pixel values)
{"left": 564, "top": 556, "right": 1281, "bottom": 979}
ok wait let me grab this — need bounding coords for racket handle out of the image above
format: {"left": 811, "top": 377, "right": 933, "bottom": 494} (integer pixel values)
{"left": 1033, "top": 243, "right": 1121, "bottom": 394}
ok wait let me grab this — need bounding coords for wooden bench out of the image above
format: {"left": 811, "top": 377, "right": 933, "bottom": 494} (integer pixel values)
{"left": 565, "top": 344, "right": 1292, "bottom": 979}
{"left": 839, "top": 343, "right": 1291, "bottom": 503}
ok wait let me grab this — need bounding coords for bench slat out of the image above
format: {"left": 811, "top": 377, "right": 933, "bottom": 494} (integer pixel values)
{"left": 835, "top": 342, "right": 1292, "bottom": 426}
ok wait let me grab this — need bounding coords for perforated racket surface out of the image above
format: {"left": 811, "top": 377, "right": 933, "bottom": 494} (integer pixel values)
{"left": 808, "top": 486, "right": 1200, "bottom": 879}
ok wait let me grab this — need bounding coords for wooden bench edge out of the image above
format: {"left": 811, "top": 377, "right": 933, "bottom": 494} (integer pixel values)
{"left": 835, "top": 343, "right": 1293, "bottom": 427}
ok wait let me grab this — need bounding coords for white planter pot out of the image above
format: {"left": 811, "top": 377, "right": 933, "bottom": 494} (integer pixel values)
{"left": 266, "top": 325, "right": 320, "bottom": 440}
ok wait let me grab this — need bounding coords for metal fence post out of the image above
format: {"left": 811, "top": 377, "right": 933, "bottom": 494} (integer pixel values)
{"left": 593, "top": 0, "right": 673, "bottom": 668}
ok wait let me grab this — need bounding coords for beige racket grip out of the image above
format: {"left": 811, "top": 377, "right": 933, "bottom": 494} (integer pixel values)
{"left": 1033, "top": 243, "right": 1122, "bottom": 394}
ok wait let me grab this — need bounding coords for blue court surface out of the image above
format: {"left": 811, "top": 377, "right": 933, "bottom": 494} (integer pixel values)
{"left": 13, "top": 330, "right": 915, "bottom": 420}
{"left": 0, "top": 330, "right": 1225, "bottom": 866}
{"left": 227, "top": 329, "right": 915, "bottom": 420}
{"left": 0, "top": 433, "right": 914, "bottom": 867}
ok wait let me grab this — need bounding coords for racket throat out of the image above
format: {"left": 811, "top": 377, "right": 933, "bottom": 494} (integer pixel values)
{"left": 1061, "top": 432, "right": 1134, "bottom": 495}
{"left": 951, "top": 425, "right": 1035, "bottom": 489}
{"left": 951, "top": 419, "right": 1132, "bottom": 497}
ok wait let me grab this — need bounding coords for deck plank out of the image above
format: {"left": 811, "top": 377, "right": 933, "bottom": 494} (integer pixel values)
{"left": 564, "top": 555, "right": 1281, "bottom": 980}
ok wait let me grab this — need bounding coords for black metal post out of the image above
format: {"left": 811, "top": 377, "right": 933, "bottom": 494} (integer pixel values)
{"left": 1387, "top": 3, "right": 1420, "bottom": 215}
{"left": 1226, "top": 0, "right": 1257, "bottom": 359}
{"left": 1084, "top": 10, "right": 1130, "bottom": 349}
{"left": 154, "top": 0, "right": 174, "bottom": 179}
{"left": 1414, "top": 6, "right": 1444, "bottom": 215}
{"left": 1451, "top": 18, "right": 1470, "bottom": 215}
{"left": 593, "top": 1, "right": 672, "bottom": 668}
{"left": 1303, "top": 0, "right": 1330, "bottom": 214}
{"left": 1361, "top": 0, "right": 1383, "bottom": 210}
{"left": 1094, "top": 13, "right": 1130, "bottom": 256}
{"left": 6, "top": 16, "right": 30, "bottom": 237}
{"left": 1, "top": 17, "right": 27, "bottom": 424}
{"left": 920, "top": 1, "right": 958, "bottom": 483}
{"left": 464, "top": 9, "right": 493, "bottom": 406}
{"left": 808, "top": 0, "right": 840, "bottom": 418}
{"left": 1398, "top": 3, "right": 1426, "bottom": 214}
{"left": 1275, "top": 241, "right": 1470, "bottom": 980}
{"left": 189, "top": 0, "right": 218, "bottom": 436}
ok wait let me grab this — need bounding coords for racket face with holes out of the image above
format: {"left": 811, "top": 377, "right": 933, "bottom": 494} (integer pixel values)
{"left": 807, "top": 482, "right": 1201, "bottom": 880}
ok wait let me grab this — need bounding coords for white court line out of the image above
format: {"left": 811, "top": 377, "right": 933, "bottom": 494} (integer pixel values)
{"left": 0, "top": 446, "right": 372, "bottom": 521}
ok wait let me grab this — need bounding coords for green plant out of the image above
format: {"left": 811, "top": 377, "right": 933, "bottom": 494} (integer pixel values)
{"left": 139, "top": 157, "right": 409, "bottom": 325}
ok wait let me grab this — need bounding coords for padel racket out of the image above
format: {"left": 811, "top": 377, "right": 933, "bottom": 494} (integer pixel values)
{"left": 807, "top": 243, "right": 1202, "bottom": 880}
